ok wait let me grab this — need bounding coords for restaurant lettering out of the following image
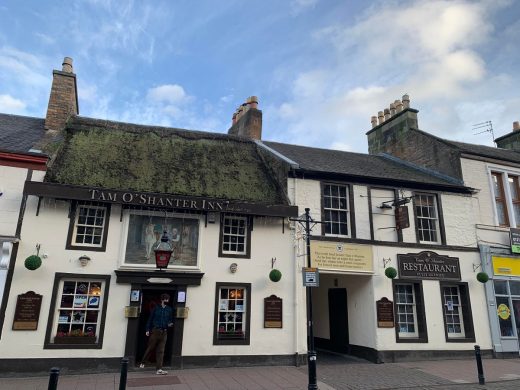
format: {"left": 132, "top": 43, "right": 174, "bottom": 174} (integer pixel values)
{"left": 398, "top": 251, "right": 461, "bottom": 281}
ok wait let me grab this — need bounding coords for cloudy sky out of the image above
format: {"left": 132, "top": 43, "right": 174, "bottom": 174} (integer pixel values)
{"left": 1, "top": 0, "right": 519, "bottom": 153}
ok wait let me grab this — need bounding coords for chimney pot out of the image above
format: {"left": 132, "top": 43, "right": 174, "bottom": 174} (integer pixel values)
{"left": 402, "top": 94, "right": 410, "bottom": 109}
{"left": 249, "top": 96, "right": 259, "bottom": 109}
{"left": 395, "top": 100, "right": 403, "bottom": 112}
{"left": 514, "top": 121, "right": 520, "bottom": 131}
{"left": 389, "top": 103, "right": 396, "bottom": 116}
{"left": 371, "top": 116, "right": 378, "bottom": 128}
{"left": 384, "top": 108, "right": 391, "bottom": 121}
{"left": 62, "top": 57, "right": 73, "bottom": 73}
{"left": 378, "top": 111, "right": 384, "bottom": 125}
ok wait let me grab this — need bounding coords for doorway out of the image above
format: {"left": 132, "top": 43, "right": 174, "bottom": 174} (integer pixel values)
{"left": 328, "top": 288, "right": 349, "bottom": 353}
{"left": 136, "top": 289, "right": 176, "bottom": 367}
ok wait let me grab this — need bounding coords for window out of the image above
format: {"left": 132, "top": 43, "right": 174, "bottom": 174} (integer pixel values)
{"left": 493, "top": 280, "right": 520, "bottom": 338}
{"left": 219, "top": 215, "right": 251, "bottom": 258}
{"left": 393, "top": 280, "right": 427, "bottom": 342}
{"left": 395, "top": 284, "right": 418, "bottom": 338}
{"left": 490, "top": 171, "right": 520, "bottom": 227}
{"left": 213, "top": 283, "right": 251, "bottom": 345}
{"left": 123, "top": 212, "right": 200, "bottom": 268}
{"left": 440, "top": 282, "right": 475, "bottom": 342}
{"left": 414, "top": 193, "right": 442, "bottom": 244}
{"left": 45, "top": 274, "right": 110, "bottom": 349}
{"left": 66, "top": 202, "right": 110, "bottom": 251}
{"left": 492, "top": 172, "right": 509, "bottom": 226}
{"left": 322, "top": 183, "right": 350, "bottom": 236}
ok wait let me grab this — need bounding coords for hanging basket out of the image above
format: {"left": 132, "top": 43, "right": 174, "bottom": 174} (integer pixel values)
{"left": 384, "top": 267, "right": 397, "bottom": 279}
{"left": 269, "top": 269, "right": 282, "bottom": 282}
{"left": 476, "top": 272, "right": 489, "bottom": 283}
{"left": 25, "top": 255, "right": 42, "bottom": 271}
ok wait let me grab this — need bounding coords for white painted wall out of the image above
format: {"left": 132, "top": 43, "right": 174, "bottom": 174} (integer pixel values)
{"left": 0, "top": 165, "right": 29, "bottom": 236}
{"left": 353, "top": 185, "right": 370, "bottom": 240}
{"left": 441, "top": 192, "right": 478, "bottom": 247}
{"left": 0, "top": 196, "right": 303, "bottom": 359}
{"left": 371, "top": 188, "right": 397, "bottom": 242}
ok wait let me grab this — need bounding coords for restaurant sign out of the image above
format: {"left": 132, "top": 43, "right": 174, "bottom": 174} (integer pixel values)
{"left": 397, "top": 251, "right": 461, "bottom": 281}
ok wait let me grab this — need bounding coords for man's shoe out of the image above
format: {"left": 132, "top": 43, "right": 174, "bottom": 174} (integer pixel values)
{"left": 139, "top": 363, "right": 145, "bottom": 368}
{"left": 156, "top": 369, "right": 167, "bottom": 375}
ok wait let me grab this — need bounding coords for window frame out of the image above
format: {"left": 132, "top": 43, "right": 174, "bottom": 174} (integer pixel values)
{"left": 439, "top": 282, "right": 475, "bottom": 342}
{"left": 44, "top": 273, "right": 111, "bottom": 349}
{"left": 491, "top": 172, "right": 510, "bottom": 227}
{"left": 392, "top": 279, "right": 428, "bottom": 343}
{"left": 320, "top": 182, "right": 355, "bottom": 238}
{"left": 218, "top": 214, "right": 252, "bottom": 259}
{"left": 213, "top": 282, "right": 251, "bottom": 345}
{"left": 66, "top": 202, "right": 111, "bottom": 252}
{"left": 413, "top": 192, "right": 445, "bottom": 245}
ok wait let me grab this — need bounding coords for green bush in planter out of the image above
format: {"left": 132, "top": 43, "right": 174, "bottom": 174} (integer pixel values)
{"left": 269, "top": 269, "right": 282, "bottom": 282}
{"left": 476, "top": 272, "right": 489, "bottom": 283}
{"left": 385, "top": 267, "right": 397, "bottom": 279}
{"left": 25, "top": 255, "right": 42, "bottom": 271}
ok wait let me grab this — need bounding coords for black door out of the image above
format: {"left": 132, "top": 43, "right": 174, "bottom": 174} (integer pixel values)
{"left": 328, "top": 288, "right": 349, "bottom": 353}
{"left": 137, "top": 289, "right": 176, "bottom": 367}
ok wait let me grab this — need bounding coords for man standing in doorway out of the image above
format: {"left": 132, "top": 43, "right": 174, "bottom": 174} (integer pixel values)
{"left": 139, "top": 293, "right": 174, "bottom": 375}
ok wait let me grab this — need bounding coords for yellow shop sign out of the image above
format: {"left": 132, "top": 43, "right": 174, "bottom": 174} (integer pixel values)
{"left": 492, "top": 256, "right": 520, "bottom": 277}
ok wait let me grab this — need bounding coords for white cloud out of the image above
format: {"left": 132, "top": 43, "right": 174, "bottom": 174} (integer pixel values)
{"left": 291, "top": 0, "right": 318, "bottom": 14}
{"left": 0, "top": 94, "right": 26, "bottom": 113}
{"left": 147, "top": 84, "right": 190, "bottom": 105}
{"left": 268, "top": 0, "right": 512, "bottom": 150}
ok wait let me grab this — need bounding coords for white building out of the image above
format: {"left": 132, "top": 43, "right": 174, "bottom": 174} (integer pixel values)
{"left": 262, "top": 137, "right": 491, "bottom": 362}
{"left": 367, "top": 96, "right": 520, "bottom": 357}
{"left": 0, "top": 59, "right": 303, "bottom": 373}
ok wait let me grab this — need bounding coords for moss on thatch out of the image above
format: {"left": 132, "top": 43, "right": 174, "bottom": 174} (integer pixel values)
{"left": 45, "top": 118, "right": 286, "bottom": 204}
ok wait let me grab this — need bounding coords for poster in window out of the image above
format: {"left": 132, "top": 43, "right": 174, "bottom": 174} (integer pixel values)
{"left": 73, "top": 295, "right": 88, "bottom": 308}
{"left": 88, "top": 296, "right": 100, "bottom": 308}
{"left": 219, "top": 300, "right": 228, "bottom": 311}
{"left": 124, "top": 214, "right": 199, "bottom": 266}
{"left": 446, "top": 300, "right": 454, "bottom": 311}
{"left": 72, "top": 311, "right": 85, "bottom": 323}
{"left": 236, "top": 304, "right": 244, "bottom": 312}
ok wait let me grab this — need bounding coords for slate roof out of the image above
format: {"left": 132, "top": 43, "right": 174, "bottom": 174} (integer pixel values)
{"left": 0, "top": 113, "right": 45, "bottom": 153}
{"left": 445, "top": 139, "right": 520, "bottom": 164}
{"left": 45, "top": 116, "right": 289, "bottom": 204}
{"left": 263, "top": 140, "right": 470, "bottom": 190}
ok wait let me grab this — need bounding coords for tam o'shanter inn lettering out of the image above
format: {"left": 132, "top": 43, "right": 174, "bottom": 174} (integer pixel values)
{"left": 89, "top": 189, "right": 226, "bottom": 210}
{"left": 398, "top": 251, "right": 461, "bottom": 281}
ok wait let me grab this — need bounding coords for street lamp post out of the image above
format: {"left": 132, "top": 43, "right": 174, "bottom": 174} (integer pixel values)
{"left": 291, "top": 207, "right": 323, "bottom": 390}
{"left": 304, "top": 208, "right": 318, "bottom": 390}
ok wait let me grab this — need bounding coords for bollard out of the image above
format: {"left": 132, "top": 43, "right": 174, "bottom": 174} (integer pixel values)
{"left": 48, "top": 367, "right": 60, "bottom": 390}
{"left": 474, "top": 345, "right": 485, "bottom": 385}
{"left": 119, "top": 357, "right": 129, "bottom": 390}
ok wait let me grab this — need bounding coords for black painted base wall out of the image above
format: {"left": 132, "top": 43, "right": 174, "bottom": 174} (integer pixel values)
{"left": 0, "top": 354, "right": 307, "bottom": 377}
{"left": 315, "top": 337, "right": 495, "bottom": 364}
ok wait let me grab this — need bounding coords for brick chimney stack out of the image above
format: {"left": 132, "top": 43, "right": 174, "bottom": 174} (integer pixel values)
{"left": 227, "top": 96, "right": 262, "bottom": 140}
{"left": 495, "top": 120, "right": 520, "bottom": 151}
{"left": 44, "top": 57, "right": 79, "bottom": 134}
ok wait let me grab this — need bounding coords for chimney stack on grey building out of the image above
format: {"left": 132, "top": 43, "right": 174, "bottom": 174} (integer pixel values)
{"left": 495, "top": 120, "right": 520, "bottom": 151}
{"left": 44, "top": 57, "right": 79, "bottom": 134}
{"left": 228, "top": 96, "right": 262, "bottom": 140}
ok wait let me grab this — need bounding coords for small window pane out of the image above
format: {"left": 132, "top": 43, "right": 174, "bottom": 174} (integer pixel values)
{"left": 494, "top": 280, "right": 508, "bottom": 295}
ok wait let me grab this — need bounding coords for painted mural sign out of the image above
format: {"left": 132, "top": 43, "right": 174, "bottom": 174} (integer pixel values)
{"left": 264, "top": 295, "right": 283, "bottom": 328}
{"left": 376, "top": 297, "right": 394, "bottom": 328}
{"left": 310, "top": 241, "right": 373, "bottom": 273}
{"left": 124, "top": 214, "right": 199, "bottom": 266}
{"left": 12, "top": 291, "right": 42, "bottom": 330}
{"left": 397, "top": 251, "right": 461, "bottom": 281}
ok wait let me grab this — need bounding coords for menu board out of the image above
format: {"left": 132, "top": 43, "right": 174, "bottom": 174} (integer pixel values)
{"left": 12, "top": 291, "right": 42, "bottom": 330}
{"left": 376, "top": 297, "right": 394, "bottom": 328}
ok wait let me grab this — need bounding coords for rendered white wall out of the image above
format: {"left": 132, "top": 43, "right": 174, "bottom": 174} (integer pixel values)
{"left": 0, "top": 196, "right": 302, "bottom": 359}
{"left": 0, "top": 165, "right": 29, "bottom": 236}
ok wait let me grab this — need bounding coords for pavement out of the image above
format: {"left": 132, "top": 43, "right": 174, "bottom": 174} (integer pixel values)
{"left": 2, "top": 352, "right": 520, "bottom": 390}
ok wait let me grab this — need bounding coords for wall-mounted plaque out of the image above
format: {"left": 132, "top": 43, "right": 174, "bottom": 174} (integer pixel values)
{"left": 12, "top": 291, "right": 42, "bottom": 330}
{"left": 264, "top": 295, "right": 282, "bottom": 328}
{"left": 376, "top": 297, "right": 394, "bottom": 328}
{"left": 398, "top": 251, "right": 461, "bottom": 281}
{"left": 124, "top": 306, "right": 140, "bottom": 318}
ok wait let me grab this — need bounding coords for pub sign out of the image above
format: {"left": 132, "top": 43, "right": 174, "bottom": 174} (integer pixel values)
{"left": 510, "top": 228, "right": 520, "bottom": 254}
{"left": 397, "top": 251, "right": 461, "bottom": 281}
